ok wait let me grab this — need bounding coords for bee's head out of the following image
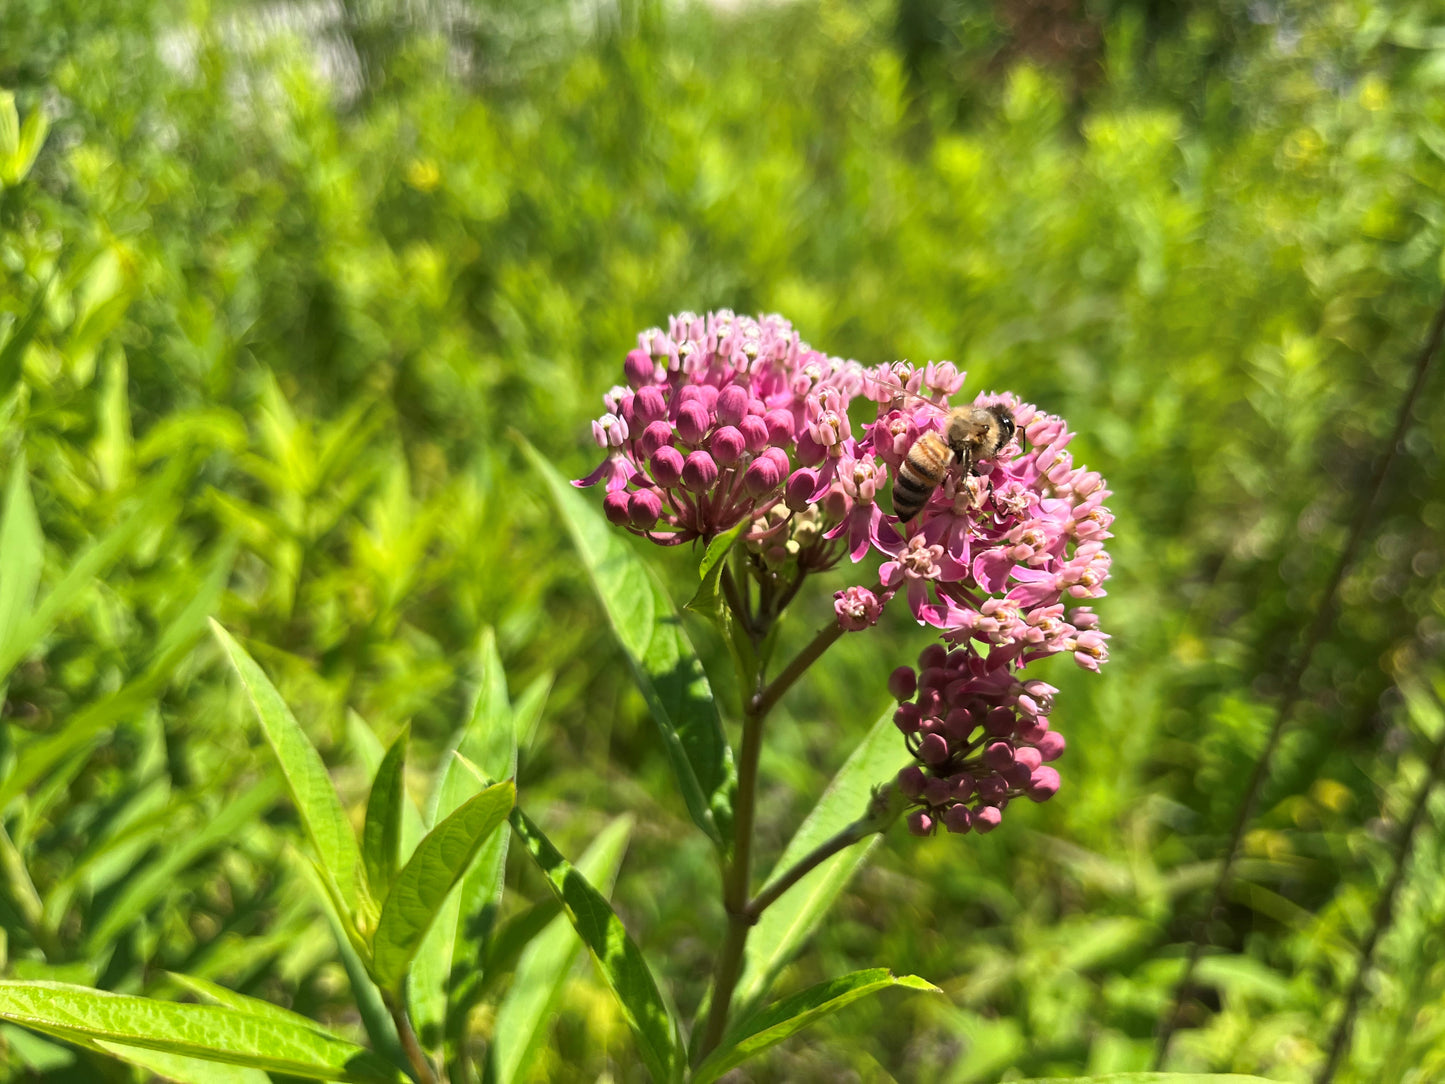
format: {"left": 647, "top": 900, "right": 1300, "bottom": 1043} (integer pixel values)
{"left": 990, "top": 407, "right": 1016, "bottom": 454}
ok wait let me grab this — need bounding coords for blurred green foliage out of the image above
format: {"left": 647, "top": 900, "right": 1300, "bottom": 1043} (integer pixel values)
{"left": 1, "top": 0, "right": 1444, "bottom": 1080}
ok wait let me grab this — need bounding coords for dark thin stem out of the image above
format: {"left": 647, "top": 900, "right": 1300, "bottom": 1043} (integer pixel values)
{"left": 386, "top": 994, "right": 438, "bottom": 1084}
{"left": 754, "top": 622, "right": 845, "bottom": 719}
{"left": 1315, "top": 690, "right": 1445, "bottom": 1084}
{"left": 1153, "top": 288, "right": 1445, "bottom": 1068}
{"left": 745, "top": 818, "right": 877, "bottom": 922}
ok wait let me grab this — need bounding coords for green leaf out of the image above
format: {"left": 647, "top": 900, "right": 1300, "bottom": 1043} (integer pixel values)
{"left": 0, "top": 272, "right": 51, "bottom": 398}
{"left": 0, "top": 981, "right": 402, "bottom": 1082}
{"left": 210, "top": 620, "right": 365, "bottom": 924}
{"left": 363, "top": 724, "right": 409, "bottom": 904}
{"left": 412, "top": 629, "right": 518, "bottom": 1049}
{"left": 0, "top": 92, "right": 17, "bottom": 159}
{"left": 491, "top": 815, "right": 633, "bottom": 1084}
{"left": 370, "top": 780, "right": 515, "bottom": 992}
{"left": 684, "top": 521, "right": 745, "bottom": 624}
{"left": 521, "top": 436, "right": 735, "bottom": 850}
{"left": 92, "top": 1042, "right": 270, "bottom": 1084}
{"left": 692, "top": 969, "right": 938, "bottom": 1084}
{"left": 735, "top": 706, "right": 910, "bottom": 1012}
{"left": 510, "top": 808, "right": 680, "bottom": 1084}
{"left": 0, "top": 455, "right": 43, "bottom": 678}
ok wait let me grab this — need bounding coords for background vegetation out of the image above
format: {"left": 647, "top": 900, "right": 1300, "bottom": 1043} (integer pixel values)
{"left": 1, "top": 0, "right": 1444, "bottom": 1079}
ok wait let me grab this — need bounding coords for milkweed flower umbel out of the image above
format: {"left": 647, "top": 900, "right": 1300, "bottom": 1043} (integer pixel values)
{"left": 576, "top": 311, "right": 866, "bottom": 549}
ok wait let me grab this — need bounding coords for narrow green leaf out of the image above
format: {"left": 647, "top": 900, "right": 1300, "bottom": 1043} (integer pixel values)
{"left": 692, "top": 969, "right": 938, "bottom": 1084}
{"left": 0, "top": 981, "right": 401, "bottom": 1082}
{"left": 521, "top": 437, "right": 735, "bottom": 849}
{"left": 510, "top": 808, "right": 680, "bottom": 1084}
{"left": 210, "top": 620, "right": 365, "bottom": 921}
{"left": 0, "top": 455, "right": 43, "bottom": 672}
{"left": 684, "top": 521, "right": 745, "bottom": 623}
{"left": 347, "top": 711, "right": 423, "bottom": 857}
{"left": 1017, "top": 1076, "right": 1281, "bottom": 1083}
{"left": 7, "top": 105, "right": 47, "bottom": 183}
{"left": 370, "top": 780, "right": 515, "bottom": 992}
{"left": 363, "top": 724, "right": 409, "bottom": 904}
{"left": 0, "top": 92, "right": 17, "bottom": 159}
{"left": 735, "top": 707, "right": 910, "bottom": 1012}
{"left": 93, "top": 1041, "right": 270, "bottom": 1084}
{"left": 491, "top": 815, "right": 633, "bottom": 1084}
{"left": 0, "top": 272, "right": 49, "bottom": 398}
{"left": 413, "top": 629, "right": 517, "bottom": 1049}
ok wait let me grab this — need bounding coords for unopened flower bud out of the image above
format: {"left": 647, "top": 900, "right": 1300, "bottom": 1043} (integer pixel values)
{"left": 950, "top": 772, "right": 975, "bottom": 800}
{"left": 741, "top": 456, "right": 782, "bottom": 497}
{"left": 919, "top": 733, "right": 950, "bottom": 766}
{"left": 1036, "top": 731, "right": 1065, "bottom": 762}
{"left": 795, "top": 431, "right": 825, "bottom": 466}
{"left": 888, "top": 667, "right": 917, "bottom": 701}
{"left": 1026, "top": 766, "right": 1060, "bottom": 802}
{"left": 943, "top": 709, "right": 973, "bottom": 740}
{"left": 763, "top": 409, "right": 795, "bottom": 444}
{"left": 973, "top": 805, "right": 1003, "bottom": 833}
{"left": 633, "top": 386, "right": 668, "bottom": 424}
{"left": 711, "top": 426, "right": 746, "bottom": 465}
{"left": 785, "top": 468, "right": 818, "bottom": 512}
{"left": 637, "top": 420, "right": 674, "bottom": 459}
{"left": 650, "top": 446, "right": 684, "bottom": 488}
{"left": 897, "top": 765, "right": 927, "bottom": 798}
{"left": 893, "top": 703, "right": 921, "bottom": 734}
{"left": 983, "top": 741, "right": 1015, "bottom": 771}
{"left": 984, "top": 707, "right": 1015, "bottom": 737}
{"left": 628, "top": 489, "right": 662, "bottom": 528}
{"left": 919, "top": 644, "right": 948, "bottom": 670}
{"left": 715, "top": 385, "right": 749, "bottom": 427}
{"left": 680, "top": 450, "right": 719, "bottom": 493}
{"left": 923, "top": 776, "right": 952, "bottom": 806}
{"left": 942, "top": 804, "right": 972, "bottom": 833}
{"left": 739, "top": 415, "right": 770, "bottom": 452}
{"left": 908, "top": 810, "right": 935, "bottom": 836}
{"left": 676, "top": 401, "right": 711, "bottom": 444}
{"left": 624, "top": 348, "right": 656, "bottom": 388}
{"left": 603, "top": 490, "right": 631, "bottom": 526}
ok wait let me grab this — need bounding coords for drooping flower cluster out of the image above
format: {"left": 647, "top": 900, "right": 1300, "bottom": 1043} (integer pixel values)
{"left": 889, "top": 643, "right": 1065, "bottom": 835}
{"left": 578, "top": 312, "right": 1114, "bottom": 839}
{"left": 576, "top": 311, "right": 864, "bottom": 561}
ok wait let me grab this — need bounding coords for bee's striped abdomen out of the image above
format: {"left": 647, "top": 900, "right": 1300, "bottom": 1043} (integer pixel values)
{"left": 893, "top": 431, "right": 953, "bottom": 520}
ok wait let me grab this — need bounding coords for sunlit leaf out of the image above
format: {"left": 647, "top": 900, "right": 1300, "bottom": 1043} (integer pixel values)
{"left": 363, "top": 724, "right": 409, "bottom": 904}
{"left": 511, "top": 808, "right": 681, "bottom": 1084}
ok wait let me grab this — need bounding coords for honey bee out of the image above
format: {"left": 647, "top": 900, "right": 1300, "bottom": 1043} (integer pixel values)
{"left": 889, "top": 394, "right": 1016, "bottom": 521}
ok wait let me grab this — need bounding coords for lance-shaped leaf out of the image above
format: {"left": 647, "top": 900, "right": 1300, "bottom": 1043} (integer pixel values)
{"left": 0, "top": 981, "right": 402, "bottom": 1082}
{"left": 363, "top": 724, "right": 409, "bottom": 903}
{"left": 0, "top": 455, "right": 42, "bottom": 674}
{"left": 370, "top": 780, "right": 515, "bottom": 992}
{"left": 511, "top": 808, "right": 680, "bottom": 1084}
{"left": 521, "top": 437, "right": 735, "bottom": 849}
{"left": 735, "top": 707, "right": 911, "bottom": 1012}
{"left": 692, "top": 969, "right": 938, "bottom": 1084}
{"left": 491, "top": 814, "right": 634, "bottom": 1084}
{"left": 211, "top": 620, "right": 365, "bottom": 923}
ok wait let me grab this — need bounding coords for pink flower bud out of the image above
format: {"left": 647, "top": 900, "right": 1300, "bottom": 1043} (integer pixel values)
{"left": 785, "top": 468, "right": 818, "bottom": 512}
{"left": 741, "top": 455, "right": 783, "bottom": 497}
{"left": 984, "top": 707, "right": 1016, "bottom": 737}
{"left": 919, "top": 644, "right": 948, "bottom": 670}
{"left": 893, "top": 703, "right": 921, "bottom": 734}
{"left": 1036, "top": 731, "right": 1065, "bottom": 762}
{"left": 943, "top": 709, "right": 973, "bottom": 740}
{"left": 680, "top": 450, "right": 719, "bottom": 493}
{"left": 908, "top": 810, "right": 935, "bottom": 836}
{"left": 983, "top": 741, "right": 1015, "bottom": 771}
{"left": 795, "top": 431, "right": 825, "bottom": 466}
{"left": 637, "top": 420, "right": 674, "bottom": 460}
{"left": 950, "top": 772, "right": 975, "bottom": 800}
{"left": 897, "top": 765, "right": 927, "bottom": 798}
{"left": 942, "top": 804, "right": 972, "bottom": 833}
{"left": 1016, "top": 715, "right": 1049, "bottom": 743}
{"left": 603, "top": 490, "right": 631, "bottom": 526}
{"left": 973, "top": 805, "right": 1003, "bottom": 833}
{"left": 1026, "top": 766, "right": 1060, "bottom": 802}
{"left": 633, "top": 386, "right": 668, "bottom": 424}
{"left": 715, "top": 385, "right": 749, "bottom": 427}
{"left": 628, "top": 489, "right": 662, "bottom": 529}
{"left": 739, "top": 415, "right": 770, "bottom": 452}
{"left": 650, "top": 446, "right": 684, "bottom": 488}
{"left": 923, "top": 776, "right": 951, "bottom": 806}
{"left": 920, "top": 733, "right": 950, "bottom": 766}
{"left": 711, "top": 426, "right": 746, "bottom": 465}
{"left": 624, "top": 349, "right": 655, "bottom": 388}
{"left": 888, "top": 666, "right": 917, "bottom": 701}
{"left": 676, "top": 401, "right": 711, "bottom": 444}
{"left": 763, "top": 409, "right": 794, "bottom": 444}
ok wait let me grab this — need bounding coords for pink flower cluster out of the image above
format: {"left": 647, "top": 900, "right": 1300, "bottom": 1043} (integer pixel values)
{"left": 578, "top": 312, "right": 1115, "bottom": 838}
{"left": 889, "top": 644, "right": 1065, "bottom": 835}
{"left": 575, "top": 311, "right": 863, "bottom": 556}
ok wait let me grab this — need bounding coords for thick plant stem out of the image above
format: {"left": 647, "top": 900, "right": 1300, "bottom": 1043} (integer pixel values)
{"left": 698, "top": 694, "right": 765, "bottom": 1061}
{"left": 1315, "top": 689, "right": 1445, "bottom": 1084}
{"left": 386, "top": 994, "right": 438, "bottom": 1084}
{"left": 1154, "top": 289, "right": 1445, "bottom": 1068}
